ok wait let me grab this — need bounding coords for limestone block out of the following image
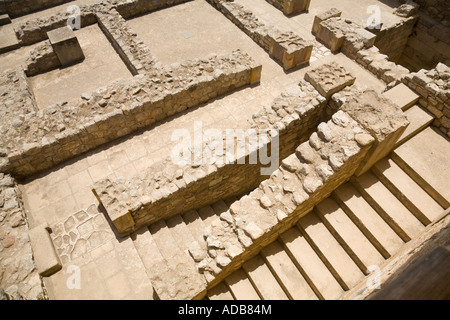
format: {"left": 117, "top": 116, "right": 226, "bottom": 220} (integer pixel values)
{"left": 312, "top": 8, "right": 341, "bottom": 35}
{"left": 0, "top": 14, "right": 11, "bottom": 26}
{"left": 270, "top": 33, "right": 313, "bottom": 70}
{"left": 304, "top": 62, "right": 356, "bottom": 99}
{"left": 383, "top": 83, "right": 419, "bottom": 111}
{"left": 317, "top": 18, "right": 345, "bottom": 52}
{"left": 342, "top": 90, "right": 409, "bottom": 176}
{"left": 47, "top": 26, "right": 85, "bottom": 66}
{"left": 288, "top": 0, "right": 311, "bottom": 14}
{"left": 354, "top": 28, "right": 376, "bottom": 48}
{"left": 28, "top": 224, "right": 62, "bottom": 276}
{"left": 250, "top": 64, "right": 262, "bottom": 85}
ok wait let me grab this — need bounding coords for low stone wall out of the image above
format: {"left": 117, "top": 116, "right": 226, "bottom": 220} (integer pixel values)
{"left": 12, "top": 0, "right": 190, "bottom": 47}
{"left": 14, "top": 4, "right": 98, "bottom": 46}
{"left": 194, "top": 110, "right": 376, "bottom": 290}
{"left": 93, "top": 78, "right": 329, "bottom": 235}
{"left": 24, "top": 40, "right": 60, "bottom": 77}
{"left": 316, "top": 15, "right": 410, "bottom": 84}
{"left": 373, "top": 16, "right": 417, "bottom": 63}
{"left": 94, "top": 62, "right": 359, "bottom": 235}
{"left": 0, "top": 173, "right": 45, "bottom": 300}
{"left": 0, "top": 50, "right": 261, "bottom": 179}
{"left": 96, "top": 8, "right": 159, "bottom": 75}
{"left": 401, "top": 63, "right": 450, "bottom": 137}
{"left": 265, "top": 0, "right": 310, "bottom": 15}
{"left": 208, "top": 0, "right": 313, "bottom": 70}
{"left": 2, "top": 0, "right": 72, "bottom": 18}
{"left": 403, "top": 0, "right": 450, "bottom": 24}
{"left": 399, "top": 15, "right": 450, "bottom": 71}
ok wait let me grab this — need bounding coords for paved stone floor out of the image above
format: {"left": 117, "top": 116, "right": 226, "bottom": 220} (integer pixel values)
{"left": 1, "top": 0, "right": 389, "bottom": 299}
{"left": 28, "top": 23, "right": 133, "bottom": 109}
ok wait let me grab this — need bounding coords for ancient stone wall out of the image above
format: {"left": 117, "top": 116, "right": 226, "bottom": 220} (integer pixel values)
{"left": 12, "top": 0, "right": 190, "bottom": 47}
{"left": 373, "top": 16, "right": 417, "bottom": 63}
{"left": 96, "top": 8, "right": 159, "bottom": 75}
{"left": 399, "top": 15, "right": 450, "bottom": 71}
{"left": 94, "top": 79, "right": 328, "bottom": 235}
{"left": 2, "top": 0, "right": 72, "bottom": 18}
{"left": 24, "top": 40, "right": 60, "bottom": 77}
{"left": 14, "top": 4, "right": 98, "bottom": 46}
{"left": 208, "top": 0, "right": 313, "bottom": 70}
{"left": 316, "top": 14, "right": 410, "bottom": 84}
{"left": 0, "top": 50, "right": 261, "bottom": 178}
{"left": 265, "top": 0, "right": 310, "bottom": 15}
{"left": 193, "top": 110, "right": 376, "bottom": 289}
{"left": 406, "top": 0, "right": 450, "bottom": 24}
{"left": 402, "top": 63, "right": 450, "bottom": 137}
{"left": 0, "top": 174, "right": 45, "bottom": 300}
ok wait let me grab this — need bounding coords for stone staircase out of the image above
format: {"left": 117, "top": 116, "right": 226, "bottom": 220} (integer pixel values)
{"left": 206, "top": 124, "right": 449, "bottom": 300}
{"left": 129, "top": 108, "right": 448, "bottom": 300}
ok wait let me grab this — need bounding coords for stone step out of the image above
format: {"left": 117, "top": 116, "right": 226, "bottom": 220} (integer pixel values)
{"left": 315, "top": 198, "right": 385, "bottom": 273}
{"left": 149, "top": 220, "right": 183, "bottom": 261}
{"left": 182, "top": 209, "right": 208, "bottom": 248}
{"left": 333, "top": 183, "right": 404, "bottom": 259}
{"left": 207, "top": 282, "right": 234, "bottom": 300}
{"left": 297, "top": 213, "right": 364, "bottom": 291}
{"left": 261, "top": 241, "right": 318, "bottom": 300}
{"left": 279, "top": 226, "right": 345, "bottom": 300}
{"left": 392, "top": 127, "right": 450, "bottom": 209}
{"left": 197, "top": 205, "right": 219, "bottom": 227}
{"left": 132, "top": 226, "right": 165, "bottom": 276}
{"left": 133, "top": 222, "right": 206, "bottom": 300}
{"left": 225, "top": 269, "right": 261, "bottom": 300}
{"left": 166, "top": 214, "right": 198, "bottom": 254}
{"left": 242, "top": 255, "right": 289, "bottom": 300}
{"left": 373, "top": 158, "right": 443, "bottom": 225}
{"left": 351, "top": 172, "right": 425, "bottom": 241}
{"left": 211, "top": 200, "right": 230, "bottom": 216}
{"left": 382, "top": 83, "right": 419, "bottom": 111}
{"left": 395, "top": 105, "right": 434, "bottom": 148}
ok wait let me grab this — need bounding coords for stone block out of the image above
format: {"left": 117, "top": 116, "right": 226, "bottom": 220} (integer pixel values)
{"left": 341, "top": 90, "right": 409, "bottom": 176}
{"left": 250, "top": 65, "right": 262, "bottom": 85}
{"left": 383, "top": 83, "right": 420, "bottom": 111}
{"left": 47, "top": 26, "right": 85, "bottom": 66}
{"left": 317, "top": 19, "right": 345, "bottom": 52}
{"left": 0, "top": 14, "right": 11, "bottom": 26}
{"left": 91, "top": 187, "right": 135, "bottom": 235}
{"left": 304, "top": 62, "right": 356, "bottom": 99}
{"left": 312, "top": 8, "right": 342, "bottom": 35}
{"left": 355, "top": 28, "right": 376, "bottom": 48}
{"left": 289, "top": 0, "right": 311, "bottom": 14}
{"left": 28, "top": 224, "right": 62, "bottom": 276}
{"left": 269, "top": 31, "right": 313, "bottom": 70}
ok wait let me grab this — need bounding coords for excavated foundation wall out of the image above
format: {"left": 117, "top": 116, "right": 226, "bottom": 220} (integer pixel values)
{"left": 399, "top": 15, "right": 450, "bottom": 71}
{"left": 0, "top": 0, "right": 72, "bottom": 18}
{"left": 0, "top": 51, "right": 261, "bottom": 179}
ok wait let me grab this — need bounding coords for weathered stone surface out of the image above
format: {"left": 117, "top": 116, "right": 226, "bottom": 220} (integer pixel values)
{"left": 94, "top": 80, "right": 328, "bottom": 235}
{"left": 0, "top": 174, "right": 44, "bottom": 300}
{"left": 0, "top": 50, "right": 261, "bottom": 179}
{"left": 192, "top": 111, "right": 375, "bottom": 293}
{"left": 267, "top": 0, "right": 311, "bottom": 15}
{"left": 47, "top": 26, "right": 85, "bottom": 66}
{"left": 341, "top": 90, "right": 409, "bottom": 176}
{"left": 208, "top": 0, "right": 313, "bottom": 70}
{"left": 402, "top": 63, "right": 450, "bottom": 137}
{"left": 312, "top": 8, "right": 342, "bottom": 36}
{"left": 304, "top": 62, "right": 356, "bottom": 99}
{"left": 28, "top": 224, "right": 62, "bottom": 276}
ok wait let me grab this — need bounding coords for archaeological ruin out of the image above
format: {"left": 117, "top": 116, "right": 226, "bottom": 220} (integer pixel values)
{"left": 0, "top": 0, "right": 449, "bottom": 301}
